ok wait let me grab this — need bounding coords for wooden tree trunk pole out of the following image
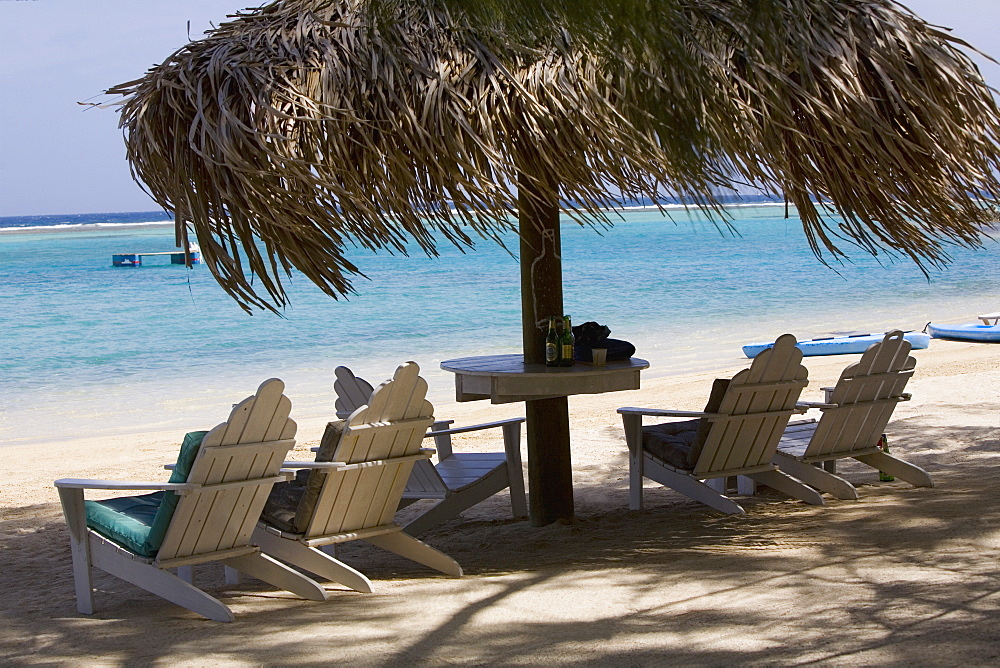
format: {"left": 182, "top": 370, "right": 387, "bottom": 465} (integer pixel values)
{"left": 518, "top": 171, "right": 574, "bottom": 526}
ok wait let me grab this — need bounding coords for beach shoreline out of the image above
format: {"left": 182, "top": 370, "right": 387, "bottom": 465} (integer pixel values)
{"left": 5, "top": 204, "right": 999, "bottom": 449}
{"left": 8, "top": 337, "right": 991, "bottom": 486}
{"left": 0, "top": 221, "right": 175, "bottom": 235}
{"left": 2, "top": 337, "right": 997, "bottom": 664}
{"left": 0, "top": 324, "right": 975, "bottom": 450}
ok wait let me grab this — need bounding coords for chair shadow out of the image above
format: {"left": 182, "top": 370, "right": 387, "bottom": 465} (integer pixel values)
{"left": 1, "top": 420, "right": 997, "bottom": 665}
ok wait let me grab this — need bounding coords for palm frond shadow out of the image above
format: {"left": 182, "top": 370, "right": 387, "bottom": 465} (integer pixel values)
{"left": 2, "top": 422, "right": 997, "bottom": 664}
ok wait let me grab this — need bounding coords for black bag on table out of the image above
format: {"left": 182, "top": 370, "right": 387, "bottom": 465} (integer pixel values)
{"left": 571, "top": 321, "right": 636, "bottom": 362}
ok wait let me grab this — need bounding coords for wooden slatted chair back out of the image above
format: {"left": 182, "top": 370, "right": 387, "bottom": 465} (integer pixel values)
{"left": 157, "top": 378, "right": 297, "bottom": 563}
{"left": 334, "top": 365, "right": 447, "bottom": 496}
{"left": 806, "top": 330, "right": 915, "bottom": 459}
{"left": 334, "top": 366, "right": 375, "bottom": 420}
{"left": 305, "top": 362, "right": 435, "bottom": 538}
{"left": 694, "top": 334, "right": 808, "bottom": 476}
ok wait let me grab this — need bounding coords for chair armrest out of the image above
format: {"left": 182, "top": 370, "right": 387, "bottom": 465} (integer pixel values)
{"left": 423, "top": 417, "right": 526, "bottom": 439}
{"left": 282, "top": 461, "right": 346, "bottom": 470}
{"left": 310, "top": 420, "right": 527, "bottom": 454}
{"left": 424, "top": 417, "right": 526, "bottom": 461}
{"left": 282, "top": 449, "right": 435, "bottom": 471}
{"left": 617, "top": 407, "right": 721, "bottom": 419}
{"left": 54, "top": 478, "right": 197, "bottom": 492}
{"left": 796, "top": 401, "right": 837, "bottom": 409}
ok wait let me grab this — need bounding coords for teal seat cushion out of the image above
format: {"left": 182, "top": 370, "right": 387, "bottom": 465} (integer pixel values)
{"left": 85, "top": 492, "right": 165, "bottom": 557}
{"left": 85, "top": 430, "right": 207, "bottom": 558}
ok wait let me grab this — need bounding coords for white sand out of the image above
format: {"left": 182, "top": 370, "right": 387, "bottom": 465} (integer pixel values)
{"left": 1, "top": 339, "right": 998, "bottom": 665}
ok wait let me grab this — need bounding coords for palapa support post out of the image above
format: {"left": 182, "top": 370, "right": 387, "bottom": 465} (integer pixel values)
{"left": 522, "top": 396, "right": 572, "bottom": 525}
{"left": 518, "top": 169, "right": 574, "bottom": 526}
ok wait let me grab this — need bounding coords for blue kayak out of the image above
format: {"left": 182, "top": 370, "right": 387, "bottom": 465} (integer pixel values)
{"left": 926, "top": 322, "right": 1000, "bottom": 342}
{"left": 743, "top": 331, "right": 931, "bottom": 358}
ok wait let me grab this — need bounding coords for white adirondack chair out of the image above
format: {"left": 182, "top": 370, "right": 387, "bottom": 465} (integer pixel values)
{"left": 618, "top": 334, "right": 823, "bottom": 514}
{"left": 334, "top": 365, "right": 528, "bottom": 536}
{"left": 773, "top": 330, "right": 933, "bottom": 499}
{"left": 248, "top": 362, "right": 463, "bottom": 593}
{"left": 54, "top": 378, "right": 327, "bottom": 622}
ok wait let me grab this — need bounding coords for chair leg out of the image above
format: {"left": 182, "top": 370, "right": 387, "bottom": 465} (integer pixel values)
{"left": 403, "top": 495, "right": 471, "bottom": 537}
{"left": 635, "top": 451, "right": 745, "bottom": 514}
{"left": 57, "top": 487, "right": 95, "bottom": 615}
{"left": 502, "top": 421, "right": 529, "bottom": 518}
{"left": 621, "top": 414, "right": 645, "bottom": 510}
{"left": 629, "top": 457, "right": 645, "bottom": 510}
{"left": 854, "top": 452, "right": 934, "bottom": 487}
{"left": 705, "top": 477, "right": 728, "bottom": 493}
{"left": 648, "top": 466, "right": 745, "bottom": 514}
{"left": 403, "top": 475, "right": 505, "bottom": 536}
{"left": 736, "top": 475, "right": 758, "bottom": 496}
{"left": 253, "top": 529, "right": 373, "bottom": 593}
{"left": 397, "top": 497, "right": 420, "bottom": 510}
{"left": 365, "top": 531, "right": 463, "bottom": 577}
{"left": 92, "top": 546, "right": 235, "bottom": 622}
{"left": 223, "top": 552, "right": 328, "bottom": 602}
{"left": 136, "top": 570, "right": 234, "bottom": 622}
{"left": 773, "top": 453, "right": 859, "bottom": 500}
{"left": 748, "top": 470, "right": 825, "bottom": 506}
{"left": 683, "top": 475, "right": 746, "bottom": 514}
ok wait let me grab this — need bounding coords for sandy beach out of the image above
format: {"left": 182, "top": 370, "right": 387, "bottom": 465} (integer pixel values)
{"left": 2, "top": 338, "right": 998, "bottom": 665}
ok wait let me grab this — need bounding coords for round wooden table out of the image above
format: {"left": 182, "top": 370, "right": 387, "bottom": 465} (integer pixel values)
{"left": 442, "top": 354, "right": 650, "bottom": 404}
{"left": 441, "top": 354, "right": 650, "bottom": 525}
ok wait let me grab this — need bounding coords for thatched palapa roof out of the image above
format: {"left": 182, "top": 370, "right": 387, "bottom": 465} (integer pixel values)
{"left": 111, "top": 0, "right": 1000, "bottom": 312}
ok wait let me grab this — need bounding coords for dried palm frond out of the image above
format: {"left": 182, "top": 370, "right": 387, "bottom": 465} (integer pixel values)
{"left": 110, "top": 0, "right": 1000, "bottom": 312}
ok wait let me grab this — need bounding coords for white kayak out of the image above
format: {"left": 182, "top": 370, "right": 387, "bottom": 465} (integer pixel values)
{"left": 926, "top": 322, "right": 1000, "bottom": 342}
{"left": 742, "top": 331, "right": 931, "bottom": 358}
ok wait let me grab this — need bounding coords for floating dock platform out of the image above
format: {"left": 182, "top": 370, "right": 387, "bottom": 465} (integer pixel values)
{"left": 112, "top": 250, "right": 201, "bottom": 267}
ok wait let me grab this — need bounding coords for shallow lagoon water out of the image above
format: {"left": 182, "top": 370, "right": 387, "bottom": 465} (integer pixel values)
{"left": 2, "top": 205, "right": 998, "bottom": 445}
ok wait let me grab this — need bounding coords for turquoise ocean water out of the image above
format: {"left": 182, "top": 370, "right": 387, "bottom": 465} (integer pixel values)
{"left": 2, "top": 205, "right": 998, "bottom": 446}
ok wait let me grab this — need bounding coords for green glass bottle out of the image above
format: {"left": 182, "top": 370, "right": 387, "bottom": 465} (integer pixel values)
{"left": 545, "top": 316, "right": 559, "bottom": 367}
{"left": 559, "top": 315, "right": 575, "bottom": 366}
{"left": 877, "top": 434, "right": 894, "bottom": 481}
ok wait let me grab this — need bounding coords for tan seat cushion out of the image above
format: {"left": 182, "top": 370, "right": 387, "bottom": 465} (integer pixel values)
{"left": 260, "top": 420, "right": 346, "bottom": 534}
{"left": 294, "top": 420, "right": 346, "bottom": 532}
{"left": 642, "top": 378, "right": 729, "bottom": 469}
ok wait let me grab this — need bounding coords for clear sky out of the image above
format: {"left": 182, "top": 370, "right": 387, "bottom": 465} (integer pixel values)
{"left": 1, "top": 0, "right": 998, "bottom": 217}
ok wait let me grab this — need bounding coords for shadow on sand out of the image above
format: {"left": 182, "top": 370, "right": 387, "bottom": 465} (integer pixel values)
{"left": 1, "top": 420, "right": 997, "bottom": 665}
